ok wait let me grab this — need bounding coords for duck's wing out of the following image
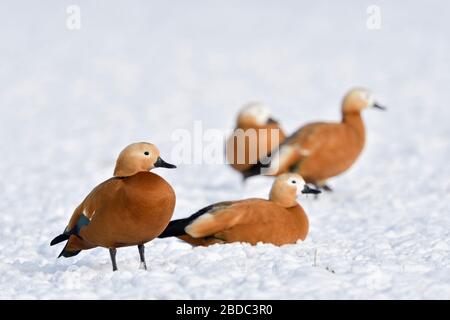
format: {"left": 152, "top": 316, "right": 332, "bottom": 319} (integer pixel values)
{"left": 227, "top": 121, "right": 286, "bottom": 179}
{"left": 158, "top": 200, "right": 248, "bottom": 239}
{"left": 266, "top": 122, "right": 340, "bottom": 175}
{"left": 50, "top": 178, "right": 118, "bottom": 247}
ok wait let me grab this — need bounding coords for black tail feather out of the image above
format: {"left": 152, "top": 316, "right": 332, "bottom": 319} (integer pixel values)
{"left": 158, "top": 218, "right": 193, "bottom": 238}
{"left": 159, "top": 204, "right": 218, "bottom": 238}
{"left": 50, "top": 233, "right": 70, "bottom": 246}
{"left": 241, "top": 153, "right": 272, "bottom": 180}
{"left": 58, "top": 247, "right": 81, "bottom": 258}
{"left": 51, "top": 234, "right": 80, "bottom": 258}
{"left": 51, "top": 214, "right": 91, "bottom": 257}
{"left": 241, "top": 161, "right": 268, "bottom": 180}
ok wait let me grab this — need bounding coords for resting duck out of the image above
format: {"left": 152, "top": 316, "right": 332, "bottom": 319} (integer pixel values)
{"left": 226, "top": 101, "right": 286, "bottom": 179}
{"left": 159, "top": 173, "right": 319, "bottom": 246}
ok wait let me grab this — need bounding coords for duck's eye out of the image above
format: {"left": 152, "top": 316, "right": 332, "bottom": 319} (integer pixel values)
{"left": 144, "top": 151, "right": 150, "bottom": 156}
{"left": 291, "top": 180, "right": 296, "bottom": 184}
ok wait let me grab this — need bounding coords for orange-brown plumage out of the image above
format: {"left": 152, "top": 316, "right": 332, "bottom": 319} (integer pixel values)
{"left": 51, "top": 142, "right": 177, "bottom": 271}
{"left": 65, "top": 172, "right": 175, "bottom": 251}
{"left": 226, "top": 102, "right": 286, "bottom": 177}
{"left": 159, "top": 173, "right": 320, "bottom": 246}
{"left": 265, "top": 88, "right": 385, "bottom": 188}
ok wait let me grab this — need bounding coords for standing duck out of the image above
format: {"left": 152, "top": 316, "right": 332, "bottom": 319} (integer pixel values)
{"left": 50, "top": 142, "right": 177, "bottom": 271}
{"left": 225, "top": 102, "right": 286, "bottom": 180}
{"left": 262, "top": 88, "right": 386, "bottom": 190}
{"left": 159, "top": 173, "right": 320, "bottom": 246}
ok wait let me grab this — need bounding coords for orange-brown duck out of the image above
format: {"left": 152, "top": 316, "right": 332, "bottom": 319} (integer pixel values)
{"left": 264, "top": 88, "right": 386, "bottom": 190}
{"left": 159, "top": 173, "right": 319, "bottom": 246}
{"left": 50, "top": 142, "right": 176, "bottom": 271}
{"left": 226, "top": 102, "right": 286, "bottom": 179}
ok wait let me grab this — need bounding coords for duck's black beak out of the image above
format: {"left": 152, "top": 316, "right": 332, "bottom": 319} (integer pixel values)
{"left": 373, "top": 102, "right": 387, "bottom": 110}
{"left": 154, "top": 157, "right": 177, "bottom": 169}
{"left": 301, "top": 185, "right": 321, "bottom": 194}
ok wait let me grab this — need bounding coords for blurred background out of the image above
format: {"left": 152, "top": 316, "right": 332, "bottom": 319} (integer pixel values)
{"left": 0, "top": 1, "right": 449, "bottom": 299}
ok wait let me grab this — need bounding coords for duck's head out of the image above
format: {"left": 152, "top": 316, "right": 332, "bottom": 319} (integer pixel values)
{"left": 237, "top": 101, "right": 276, "bottom": 127}
{"left": 342, "top": 88, "right": 386, "bottom": 114}
{"left": 269, "top": 173, "right": 320, "bottom": 207}
{"left": 113, "top": 142, "right": 176, "bottom": 177}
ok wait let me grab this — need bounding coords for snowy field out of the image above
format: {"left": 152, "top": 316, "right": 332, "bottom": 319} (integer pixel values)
{"left": 0, "top": 1, "right": 449, "bottom": 299}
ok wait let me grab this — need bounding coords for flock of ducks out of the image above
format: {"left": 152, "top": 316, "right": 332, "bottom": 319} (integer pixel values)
{"left": 51, "top": 88, "right": 385, "bottom": 271}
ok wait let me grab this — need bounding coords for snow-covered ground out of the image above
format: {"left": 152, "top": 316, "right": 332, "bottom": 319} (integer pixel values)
{"left": 0, "top": 1, "right": 449, "bottom": 299}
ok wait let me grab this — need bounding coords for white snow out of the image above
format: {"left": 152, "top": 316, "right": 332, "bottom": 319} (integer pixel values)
{"left": 0, "top": 1, "right": 449, "bottom": 299}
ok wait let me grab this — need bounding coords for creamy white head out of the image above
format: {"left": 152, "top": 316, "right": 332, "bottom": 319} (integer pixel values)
{"left": 237, "top": 101, "right": 272, "bottom": 126}
{"left": 269, "top": 173, "right": 320, "bottom": 207}
{"left": 358, "top": 89, "right": 375, "bottom": 108}
{"left": 113, "top": 142, "right": 176, "bottom": 177}
{"left": 286, "top": 174, "right": 307, "bottom": 196}
{"left": 342, "top": 88, "right": 386, "bottom": 113}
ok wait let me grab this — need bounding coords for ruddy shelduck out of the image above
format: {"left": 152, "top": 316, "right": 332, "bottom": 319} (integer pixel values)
{"left": 226, "top": 102, "right": 286, "bottom": 180}
{"left": 50, "top": 142, "right": 177, "bottom": 271}
{"left": 159, "top": 173, "right": 320, "bottom": 246}
{"left": 251, "top": 88, "right": 386, "bottom": 190}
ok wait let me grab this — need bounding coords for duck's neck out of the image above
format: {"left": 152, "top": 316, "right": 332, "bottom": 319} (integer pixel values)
{"left": 342, "top": 111, "right": 365, "bottom": 142}
{"left": 269, "top": 192, "right": 298, "bottom": 208}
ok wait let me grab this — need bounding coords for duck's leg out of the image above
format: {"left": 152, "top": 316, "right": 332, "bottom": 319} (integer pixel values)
{"left": 138, "top": 244, "right": 147, "bottom": 270}
{"left": 109, "top": 248, "right": 118, "bottom": 271}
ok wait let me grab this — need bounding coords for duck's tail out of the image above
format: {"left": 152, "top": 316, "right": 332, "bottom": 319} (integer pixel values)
{"left": 50, "top": 233, "right": 70, "bottom": 246}
{"left": 159, "top": 221, "right": 225, "bottom": 247}
{"left": 240, "top": 155, "right": 274, "bottom": 181}
{"left": 158, "top": 218, "right": 192, "bottom": 238}
{"left": 50, "top": 214, "right": 91, "bottom": 258}
{"left": 50, "top": 233, "right": 82, "bottom": 258}
{"left": 58, "top": 245, "right": 81, "bottom": 258}
{"left": 158, "top": 204, "right": 218, "bottom": 238}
